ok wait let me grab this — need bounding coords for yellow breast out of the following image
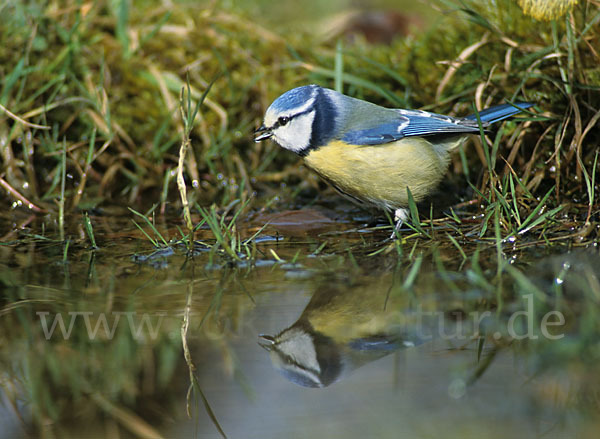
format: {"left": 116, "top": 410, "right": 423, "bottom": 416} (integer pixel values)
{"left": 303, "top": 137, "right": 463, "bottom": 210}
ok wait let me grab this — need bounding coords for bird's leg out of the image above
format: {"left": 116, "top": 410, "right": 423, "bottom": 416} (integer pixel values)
{"left": 390, "top": 208, "right": 409, "bottom": 239}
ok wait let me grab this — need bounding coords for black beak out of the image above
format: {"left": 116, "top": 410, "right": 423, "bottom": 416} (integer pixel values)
{"left": 254, "top": 125, "right": 273, "bottom": 142}
{"left": 258, "top": 333, "right": 276, "bottom": 351}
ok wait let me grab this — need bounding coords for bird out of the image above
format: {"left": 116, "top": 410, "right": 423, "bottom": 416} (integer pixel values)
{"left": 254, "top": 84, "right": 532, "bottom": 233}
{"left": 258, "top": 284, "right": 425, "bottom": 388}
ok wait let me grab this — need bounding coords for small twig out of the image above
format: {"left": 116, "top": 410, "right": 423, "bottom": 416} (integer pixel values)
{"left": 177, "top": 130, "right": 193, "bottom": 233}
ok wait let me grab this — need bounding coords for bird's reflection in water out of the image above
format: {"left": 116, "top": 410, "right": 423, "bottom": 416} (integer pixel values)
{"left": 259, "top": 283, "right": 427, "bottom": 388}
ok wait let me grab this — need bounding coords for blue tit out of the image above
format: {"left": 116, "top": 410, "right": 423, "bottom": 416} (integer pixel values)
{"left": 255, "top": 84, "right": 532, "bottom": 229}
{"left": 258, "top": 284, "right": 425, "bottom": 388}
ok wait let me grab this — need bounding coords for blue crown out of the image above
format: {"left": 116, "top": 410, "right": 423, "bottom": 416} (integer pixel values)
{"left": 270, "top": 85, "right": 319, "bottom": 113}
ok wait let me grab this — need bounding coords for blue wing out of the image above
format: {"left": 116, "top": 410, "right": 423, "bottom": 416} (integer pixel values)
{"left": 340, "top": 110, "right": 480, "bottom": 146}
{"left": 340, "top": 103, "right": 532, "bottom": 146}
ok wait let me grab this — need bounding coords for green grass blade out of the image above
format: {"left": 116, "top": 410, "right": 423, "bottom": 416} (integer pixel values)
{"left": 446, "top": 233, "right": 467, "bottom": 261}
{"left": 406, "top": 187, "right": 430, "bottom": 238}
{"left": 131, "top": 219, "right": 158, "bottom": 247}
{"left": 128, "top": 207, "right": 168, "bottom": 247}
{"left": 402, "top": 255, "right": 423, "bottom": 290}
{"left": 517, "top": 186, "right": 554, "bottom": 234}
{"left": 334, "top": 40, "right": 343, "bottom": 93}
{"left": 83, "top": 212, "right": 98, "bottom": 249}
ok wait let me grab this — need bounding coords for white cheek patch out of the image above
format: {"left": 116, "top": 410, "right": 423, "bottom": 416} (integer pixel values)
{"left": 277, "top": 330, "right": 320, "bottom": 373}
{"left": 273, "top": 110, "right": 316, "bottom": 153}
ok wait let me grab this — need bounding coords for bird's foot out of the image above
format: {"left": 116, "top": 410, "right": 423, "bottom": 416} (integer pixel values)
{"left": 389, "top": 208, "right": 409, "bottom": 240}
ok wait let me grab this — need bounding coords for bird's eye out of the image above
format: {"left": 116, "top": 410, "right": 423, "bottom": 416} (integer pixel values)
{"left": 278, "top": 116, "right": 290, "bottom": 126}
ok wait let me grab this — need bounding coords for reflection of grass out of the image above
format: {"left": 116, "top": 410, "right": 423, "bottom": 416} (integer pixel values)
{"left": 390, "top": 245, "right": 600, "bottom": 399}
{"left": 0, "top": 295, "right": 181, "bottom": 438}
{"left": 0, "top": 235, "right": 247, "bottom": 438}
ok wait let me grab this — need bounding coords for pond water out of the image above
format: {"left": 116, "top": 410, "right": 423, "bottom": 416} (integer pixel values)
{"left": 1, "top": 209, "right": 599, "bottom": 439}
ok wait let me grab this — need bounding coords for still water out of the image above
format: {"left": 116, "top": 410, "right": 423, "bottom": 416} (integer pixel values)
{"left": 1, "top": 210, "right": 599, "bottom": 438}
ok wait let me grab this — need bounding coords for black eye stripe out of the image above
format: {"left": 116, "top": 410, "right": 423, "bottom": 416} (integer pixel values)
{"left": 271, "top": 108, "right": 313, "bottom": 130}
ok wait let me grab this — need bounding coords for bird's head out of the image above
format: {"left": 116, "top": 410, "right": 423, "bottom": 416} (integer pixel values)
{"left": 255, "top": 85, "right": 337, "bottom": 155}
{"left": 258, "top": 325, "right": 341, "bottom": 388}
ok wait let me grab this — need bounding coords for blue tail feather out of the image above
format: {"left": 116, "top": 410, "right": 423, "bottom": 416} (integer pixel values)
{"left": 465, "top": 102, "right": 533, "bottom": 124}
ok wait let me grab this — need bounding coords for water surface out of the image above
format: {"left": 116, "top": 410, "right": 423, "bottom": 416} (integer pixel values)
{"left": 1, "top": 210, "right": 599, "bottom": 438}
